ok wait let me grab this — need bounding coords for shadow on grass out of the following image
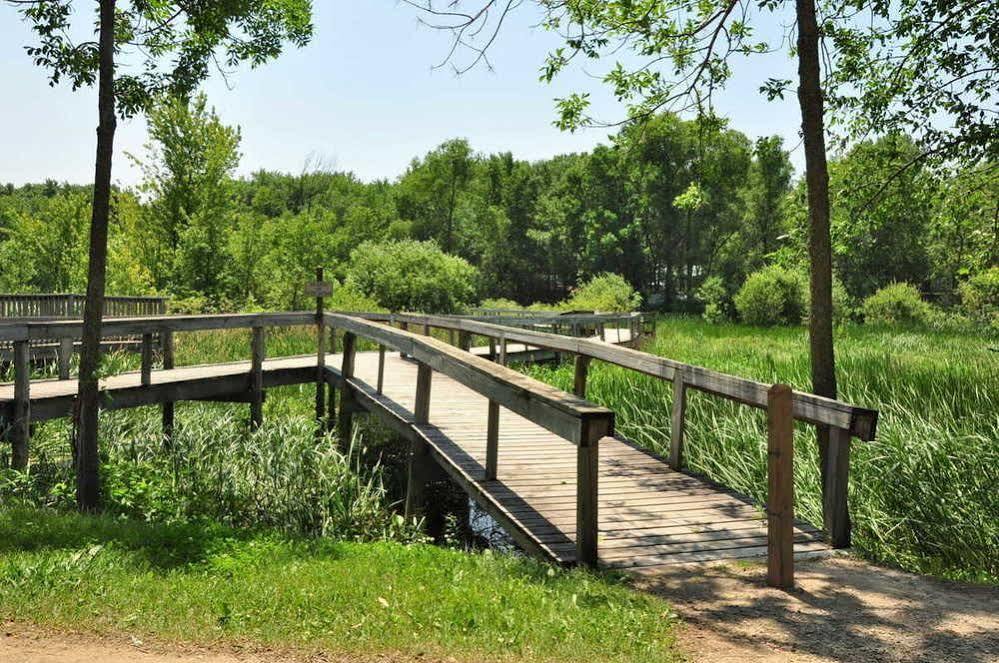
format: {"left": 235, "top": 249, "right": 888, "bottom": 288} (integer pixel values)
{"left": 0, "top": 507, "right": 344, "bottom": 571}
{"left": 637, "top": 555, "right": 999, "bottom": 663}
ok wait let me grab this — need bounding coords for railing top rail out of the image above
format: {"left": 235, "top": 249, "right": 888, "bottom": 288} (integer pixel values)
{"left": 325, "top": 312, "right": 614, "bottom": 445}
{"left": 374, "top": 312, "right": 876, "bottom": 441}
{"left": 0, "top": 311, "right": 314, "bottom": 342}
{"left": 0, "top": 293, "right": 168, "bottom": 301}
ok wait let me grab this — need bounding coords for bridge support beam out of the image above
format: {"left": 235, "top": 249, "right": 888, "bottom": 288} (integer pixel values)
{"left": 822, "top": 427, "right": 852, "bottom": 548}
{"left": 11, "top": 340, "right": 30, "bottom": 470}
{"left": 161, "top": 330, "right": 174, "bottom": 447}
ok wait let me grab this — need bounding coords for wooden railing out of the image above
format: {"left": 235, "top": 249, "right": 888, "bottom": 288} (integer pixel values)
{"left": 323, "top": 313, "right": 614, "bottom": 566}
{"left": 0, "top": 293, "right": 167, "bottom": 319}
{"left": 336, "top": 311, "right": 876, "bottom": 550}
{"left": 0, "top": 294, "right": 170, "bottom": 361}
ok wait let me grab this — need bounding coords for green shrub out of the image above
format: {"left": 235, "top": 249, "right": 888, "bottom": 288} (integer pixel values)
{"left": 696, "top": 275, "right": 730, "bottom": 323}
{"left": 345, "top": 240, "right": 478, "bottom": 313}
{"left": 733, "top": 266, "right": 806, "bottom": 326}
{"left": 329, "top": 279, "right": 385, "bottom": 313}
{"left": 563, "top": 273, "right": 642, "bottom": 312}
{"left": 959, "top": 267, "right": 999, "bottom": 329}
{"left": 862, "top": 282, "right": 932, "bottom": 326}
{"left": 478, "top": 297, "right": 523, "bottom": 310}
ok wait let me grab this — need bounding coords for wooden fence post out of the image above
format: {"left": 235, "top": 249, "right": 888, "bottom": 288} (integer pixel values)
{"left": 327, "top": 325, "right": 338, "bottom": 429}
{"left": 823, "top": 427, "right": 852, "bottom": 548}
{"left": 406, "top": 362, "right": 434, "bottom": 518}
{"left": 576, "top": 417, "right": 609, "bottom": 567}
{"left": 336, "top": 332, "right": 357, "bottom": 443}
{"left": 767, "top": 384, "right": 794, "bottom": 589}
{"left": 376, "top": 344, "right": 386, "bottom": 394}
{"left": 140, "top": 333, "right": 153, "bottom": 387}
{"left": 57, "top": 337, "right": 73, "bottom": 380}
{"left": 11, "top": 340, "right": 30, "bottom": 470}
{"left": 161, "top": 330, "right": 174, "bottom": 446}
{"left": 459, "top": 331, "right": 471, "bottom": 352}
{"left": 250, "top": 326, "right": 265, "bottom": 429}
{"left": 573, "top": 355, "right": 591, "bottom": 398}
{"left": 499, "top": 335, "right": 508, "bottom": 366}
{"left": 669, "top": 369, "right": 688, "bottom": 469}
{"left": 485, "top": 400, "right": 499, "bottom": 480}
{"left": 314, "top": 267, "right": 327, "bottom": 428}
{"left": 488, "top": 337, "right": 497, "bottom": 361}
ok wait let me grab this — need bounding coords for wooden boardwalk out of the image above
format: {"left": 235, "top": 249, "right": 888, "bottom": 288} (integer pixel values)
{"left": 1, "top": 329, "right": 830, "bottom": 570}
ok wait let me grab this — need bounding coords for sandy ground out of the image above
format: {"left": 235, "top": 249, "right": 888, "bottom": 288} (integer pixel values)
{"left": 3, "top": 554, "right": 997, "bottom": 663}
{"left": 638, "top": 553, "right": 999, "bottom": 663}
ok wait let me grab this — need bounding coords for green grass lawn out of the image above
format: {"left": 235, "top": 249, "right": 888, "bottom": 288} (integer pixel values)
{"left": 0, "top": 508, "right": 679, "bottom": 662}
{"left": 527, "top": 317, "right": 999, "bottom": 583}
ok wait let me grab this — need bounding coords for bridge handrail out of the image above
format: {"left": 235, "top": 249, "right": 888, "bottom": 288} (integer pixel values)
{"left": 361, "top": 312, "right": 876, "bottom": 442}
{"left": 324, "top": 313, "right": 614, "bottom": 447}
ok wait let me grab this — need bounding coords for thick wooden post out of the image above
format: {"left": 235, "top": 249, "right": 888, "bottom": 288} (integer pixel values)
{"left": 315, "top": 267, "right": 326, "bottom": 427}
{"left": 499, "top": 335, "right": 508, "bottom": 366}
{"left": 406, "top": 362, "right": 435, "bottom": 518}
{"left": 326, "top": 326, "right": 338, "bottom": 429}
{"left": 458, "top": 331, "right": 471, "bottom": 352}
{"left": 448, "top": 329, "right": 456, "bottom": 346}
{"left": 250, "top": 326, "right": 265, "bottom": 429}
{"left": 140, "top": 333, "right": 153, "bottom": 387}
{"left": 57, "top": 337, "right": 73, "bottom": 380}
{"left": 767, "top": 384, "right": 795, "bottom": 589}
{"left": 488, "top": 337, "right": 497, "bottom": 361}
{"left": 576, "top": 417, "right": 609, "bottom": 568}
{"left": 598, "top": 322, "right": 606, "bottom": 341}
{"left": 823, "top": 427, "right": 852, "bottom": 548}
{"left": 422, "top": 322, "right": 430, "bottom": 336}
{"left": 161, "top": 330, "right": 174, "bottom": 446}
{"left": 376, "top": 344, "right": 386, "bottom": 394}
{"left": 336, "top": 332, "right": 357, "bottom": 443}
{"left": 11, "top": 340, "right": 30, "bottom": 470}
{"left": 573, "top": 355, "right": 591, "bottom": 398}
{"left": 485, "top": 400, "right": 499, "bottom": 480}
{"left": 669, "top": 369, "right": 688, "bottom": 469}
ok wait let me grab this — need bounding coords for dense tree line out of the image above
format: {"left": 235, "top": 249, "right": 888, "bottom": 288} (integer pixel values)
{"left": 1, "top": 95, "right": 995, "bottom": 316}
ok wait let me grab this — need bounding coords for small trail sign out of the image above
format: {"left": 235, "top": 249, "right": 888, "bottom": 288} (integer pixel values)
{"left": 305, "top": 281, "right": 333, "bottom": 298}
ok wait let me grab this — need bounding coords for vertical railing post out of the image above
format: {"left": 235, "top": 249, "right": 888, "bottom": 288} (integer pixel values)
{"left": 58, "top": 337, "right": 73, "bottom": 380}
{"left": 823, "top": 427, "right": 852, "bottom": 548}
{"left": 488, "top": 337, "right": 497, "bottom": 361}
{"left": 458, "top": 330, "right": 471, "bottom": 352}
{"left": 314, "top": 268, "right": 327, "bottom": 428}
{"left": 767, "top": 384, "right": 795, "bottom": 589}
{"left": 573, "top": 355, "right": 590, "bottom": 398}
{"left": 576, "top": 416, "right": 610, "bottom": 568}
{"left": 406, "top": 362, "right": 434, "bottom": 518}
{"left": 499, "top": 334, "right": 508, "bottom": 366}
{"left": 161, "top": 329, "right": 174, "bottom": 447}
{"left": 140, "top": 332, "right": 153, "bottom": 387}
{"left": 598, "top": 322, "right": 606, "bottom": 341}
{"left": 485, "top": 400, "right": 499, "bottom": 480}
{"left": 669, "top": 368, "right": 688, "bottom": 469}
{"left": 336, "top": 332, "right": 357, "bottom": 443}
{"left": 11, "top": 340, "right": 30, "bottom": 470}
{"left": 326, "top": 325, "right": 338, "bottom": 428}
{"left": 250, "top": 326, "right": 265, "bottom": 429}
{"left": 376, "top": 344, "right": 386, "bottom": 394}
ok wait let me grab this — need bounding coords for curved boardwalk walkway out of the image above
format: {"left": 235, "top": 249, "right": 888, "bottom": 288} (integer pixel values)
{"left": 1, "top": 330, "right": 828, "bottom": 570}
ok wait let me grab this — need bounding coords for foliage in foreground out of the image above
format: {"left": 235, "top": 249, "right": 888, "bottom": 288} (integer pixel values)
{"left": 0, "top": 508, "right": 679, "bottom": 662}
{"left": 527, "top": 317, "right": 999, "bottom": 583}
{"left": 0, "top": 382, "right": 420, "bottom": 542}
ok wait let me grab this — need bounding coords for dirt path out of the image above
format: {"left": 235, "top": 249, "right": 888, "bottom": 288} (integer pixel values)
{"left": 0, "top": 626, "right": 432, "bottom": 663}
{"left": 637, "top": 553, "right": 999, "bottom": 663}
{"left": 4, "top": 554, "right": 997, "bottom": 663}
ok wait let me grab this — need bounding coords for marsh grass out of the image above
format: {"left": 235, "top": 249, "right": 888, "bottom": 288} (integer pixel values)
{"left": 526, "top": 317, "right": 999, "bottom": 583}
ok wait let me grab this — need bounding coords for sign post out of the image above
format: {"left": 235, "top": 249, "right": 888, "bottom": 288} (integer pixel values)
{"left": 310, "top": 268, "right": 331, "bottom": 430}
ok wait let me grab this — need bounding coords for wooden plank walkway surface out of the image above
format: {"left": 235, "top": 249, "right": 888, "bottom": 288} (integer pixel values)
{"left": 1, "top": 329, "right": 830, "bottom": 570}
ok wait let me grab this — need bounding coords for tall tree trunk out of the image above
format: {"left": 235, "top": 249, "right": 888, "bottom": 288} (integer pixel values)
{"left": 76, "top": 0, "right": 117, "bottom": 512}
{"left": 796, "top": 0, "right": 837, "bottom": 490}
{"left": 796, "top": 0, "right": 836, "bottom": 398}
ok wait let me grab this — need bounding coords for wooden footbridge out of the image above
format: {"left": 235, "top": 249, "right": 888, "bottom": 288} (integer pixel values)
{"left": 1, "top": 305, "right": 877, "bottom": 583}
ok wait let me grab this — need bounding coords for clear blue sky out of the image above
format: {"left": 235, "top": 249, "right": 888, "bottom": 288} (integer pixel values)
{"left": 0, "top": 1, "right": 803, "bottom": 187}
